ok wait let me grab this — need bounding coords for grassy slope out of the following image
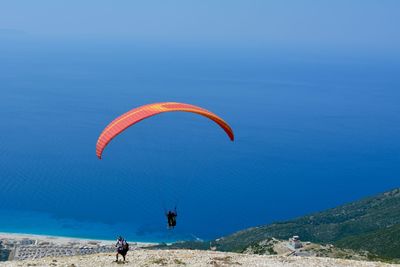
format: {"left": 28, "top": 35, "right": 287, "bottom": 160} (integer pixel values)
{"left": 212, "top": 188, "right": 400, "bottom": 259}
{"left": 335, "top": 223, "right": 400, "bottom": 260}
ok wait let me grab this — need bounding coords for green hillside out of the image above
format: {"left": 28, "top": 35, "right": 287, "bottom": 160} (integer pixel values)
{"left": 212, "top": 188, "right": 400, "bottom": 259}
{"left": 335, "top": 223, "right": 400, "bottom": 260}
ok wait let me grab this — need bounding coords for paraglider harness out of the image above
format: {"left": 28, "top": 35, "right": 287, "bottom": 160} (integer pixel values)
{"left": 116, "top": 237, "right": 129, "bottom": 255}
{"left": 166, "top": 208, "right": 177, "bottom": 228}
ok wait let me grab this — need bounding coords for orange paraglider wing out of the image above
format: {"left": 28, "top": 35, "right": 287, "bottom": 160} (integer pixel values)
{"left": 96, "top": 102, "right": 234, "bottom": 159}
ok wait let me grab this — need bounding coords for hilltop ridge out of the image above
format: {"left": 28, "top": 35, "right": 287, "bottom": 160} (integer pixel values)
{"left": 211, "top": 188, "right": 400, "bottom": 260}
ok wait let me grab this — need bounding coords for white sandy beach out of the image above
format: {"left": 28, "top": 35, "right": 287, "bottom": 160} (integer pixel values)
{"left": 0, "top": 232, "right": 115, "bottom": 245}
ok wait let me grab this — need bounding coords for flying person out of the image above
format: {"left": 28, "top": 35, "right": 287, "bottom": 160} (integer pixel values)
{"left": 96, "top": 102, "right": 234, "bottom": 228}
{"left": 166, "top": 209, "right": 177, "bottom": 229}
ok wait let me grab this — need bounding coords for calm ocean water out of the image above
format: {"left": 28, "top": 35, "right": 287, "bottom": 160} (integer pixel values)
{"left": 0, "top": 39, "right": 399, "bottom": 242}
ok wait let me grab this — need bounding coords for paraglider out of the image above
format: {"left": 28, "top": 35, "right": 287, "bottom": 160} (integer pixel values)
{"left": 96, "top": 102, "right": 234, "bottom": 159}
{"left": 115, "top": 236, "right": 129, "bottom": 262}
{"left": 96, "top": 102, "right": 234, "bottom": 228}
{"left": 166, "top": 208, "right": 178, "bottom": 229}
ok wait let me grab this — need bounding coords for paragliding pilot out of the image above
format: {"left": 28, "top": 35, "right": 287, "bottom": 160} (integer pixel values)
{"left": 115, "top": 236, "right": 129, "bottom": 262}
{"left": 166, "top": 208, "right": 177, "bottom": 229}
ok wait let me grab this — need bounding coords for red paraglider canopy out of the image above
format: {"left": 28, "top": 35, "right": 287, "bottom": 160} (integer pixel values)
{"left": 96, "top": 102, "right": 234, "bottom": 159}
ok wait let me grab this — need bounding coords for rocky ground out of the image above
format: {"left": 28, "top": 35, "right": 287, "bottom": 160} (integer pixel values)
{"left": 0, "top": 249, "right": 399, "bottom": 267}
{"left": 242, "top": 237, "right": 376, "bottom": 261}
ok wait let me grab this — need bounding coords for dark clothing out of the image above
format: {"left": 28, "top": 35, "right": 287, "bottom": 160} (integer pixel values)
{"left": 116, "top": 238, "right": 129, "bottom": 261}
{"left": 167, "top": 210, "right": 177, "bottom": 228}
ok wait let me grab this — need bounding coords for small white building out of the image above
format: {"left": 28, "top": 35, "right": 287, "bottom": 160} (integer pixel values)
{"left": 289, "top": 235, "right": 303, "bottom": 249}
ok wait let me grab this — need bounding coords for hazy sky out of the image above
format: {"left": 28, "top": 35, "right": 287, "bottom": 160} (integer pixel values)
{"left": 1, "top": 1, "right": 399, "bottom": 52}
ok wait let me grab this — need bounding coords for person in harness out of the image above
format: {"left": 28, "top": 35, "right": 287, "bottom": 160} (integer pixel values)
{"left": 166, "top": 208, "right": 177, "bottom": 229}
{"left": 115, "top": 236, "right": 129, "bottom": 262}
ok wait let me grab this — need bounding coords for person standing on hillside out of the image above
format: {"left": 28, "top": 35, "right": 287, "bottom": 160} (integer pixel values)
{"left": 115, "top": 236, "right": 129, "bottom": 262}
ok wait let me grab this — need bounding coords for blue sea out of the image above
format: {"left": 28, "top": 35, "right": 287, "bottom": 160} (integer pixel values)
{"left": 0, "top": 38, "right": 399, "bottom": 242}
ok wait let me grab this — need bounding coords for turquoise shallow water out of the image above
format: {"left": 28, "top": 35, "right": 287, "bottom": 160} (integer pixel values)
{"left": 0, "top": 39, "right": 399, "bottom": 242}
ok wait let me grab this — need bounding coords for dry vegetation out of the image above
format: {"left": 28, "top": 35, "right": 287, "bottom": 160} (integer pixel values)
{"left": 0, "top": 249, "right": 398, "bottom": 267}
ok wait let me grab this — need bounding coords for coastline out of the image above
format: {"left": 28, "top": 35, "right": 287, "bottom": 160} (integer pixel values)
{"left": 0, "top": 231, "right": 157, "bottom": 245}
{"left": 0, "top": 226, "right": 163, "bottom": 243}
{"left": 0, "top": 232, "right": 112, "bottom": 246}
